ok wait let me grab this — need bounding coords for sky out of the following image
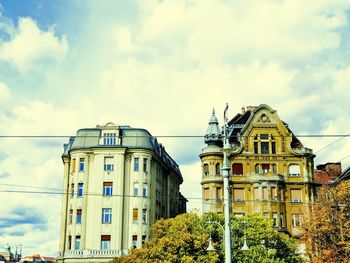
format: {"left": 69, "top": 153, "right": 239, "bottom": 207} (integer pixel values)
{"left": 1, "top": 0, "right": 350, "bottom": 257}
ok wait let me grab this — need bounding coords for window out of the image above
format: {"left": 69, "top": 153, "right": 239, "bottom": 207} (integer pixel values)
{"left": 104, "top": 157, "right": 114, "bottom": 171}
{"left": 280, "top": 213, "right": 285, "bottom": 227}
{"left": 254, "top": 142, "right": 258, "bottom": 154}
{"left": 255, "top": 164, "right": 259, "bottom": 174}
{"left": 262, "top": 164, "right": 270, "bottom": 174}
{"left": 263, "top": 212, "right": 269, "bottom": 218}
{"left": 132, "top": 235, "right": 138, "bottom": 248}
{"left": 289, "top": 164, "right": 301, "bottom": 177}
{"left": 232, "top": 163, "right": 243, "bottom": 175}
{"left": 290, "top": 189, "right": 302, "bottom": 203}
{"left": 203, "top": 188, "right": 209, "bottom": 201}
{"left": 142, "top": 209, "right": 147, "bottom": 224}
{"left": 79, "top": 158, "right": 85, "bottom": 171}
{"left": 216, "top": 187, "right": 222, "bottom": 202}
{"left": 272, "top": 164, "right": 277, "bottom": 173}
{"left": 134, "top": 158, "right": 139, "bottom": 171}
{"left": 203, "top": 164, "right": 209, "bottom": 176}
{"left": 101, "top": 235, "right": 111, "bottom": 250}
{"left": 234, "top": 213, "right": 245, "bottom": 217}
{"left": 102, "top": 208, "right": 112, "bottom": 223}
{"left": 75, "top": 236, "right": 81, "bottom": 250}
{"left": 261, "top": 142, "right": 269, "bottom": 154}
{"left": 142, "top": 235, "right": 146, "bottom": 245}
{"left": 271, "top": 187, "right": 277, "bottom": 200}
{"left": 77, "top": 183, "right": 83, "bottom": 198}
{"left": 142, "top": 183, "right": 147, "bottom": 197}
{"left": 254, "top": 187, "right": 260, "bottom": 200}
{"left": 260, "top": 134, "right": 268, "bottom": 140}
{"left": 69, "top": 209, "right": 73, "bottom": 224}
{"left": 133, "top": 182, "right": 139, "bottom": 196}
{"left": 71, "top": 159, "right": 76, "bottom": 173}
{"left": 272, "top": 142, "right": 276, "bottom": 154}
{"left": 68, "top": 236, "right": 72, "bottom": 250}
{"left": 262, "top": 187, "right": 268, "bottom": 200}
{"left": 143, "top": 158, "right": 147, "bottom": 172}
{"left": 273, "top": 213, "right": 278, "bottom": 226}
{"left": 133, "top": 208, "right": 138, "bottom": 224}
{"left": 292, "top": 214, "right": 303, "bottom": 227}
{"left": 233, "top": 188, "right": 244, "bottom": 202}
{"left": 215, "top": 163, "right": 220, "bottom": 175}
{"left": 104, "top": 133, "right": 117, "bottom": 145}
{"left": 76, "top": 209, "right": 82, "bottom": 224}
{"left": 103, "top": 182, "right": 113, "bottom": 196}
{"left": 71, "top": 183, "right": 74, "bottom": 198}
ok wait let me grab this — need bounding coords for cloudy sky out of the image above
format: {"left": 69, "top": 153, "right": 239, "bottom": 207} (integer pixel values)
{"left": 1, "top": 0, "right": 350, "bottom": 257}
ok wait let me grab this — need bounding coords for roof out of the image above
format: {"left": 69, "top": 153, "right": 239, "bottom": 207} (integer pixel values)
{"left": 314, "top": 170, "right": 332, "bottom": 183}
{"left": 335, "top": 166, "right": 350, "bottom": 183}
{"left": 62, "top": 125, "right": 182, "bottom": 180}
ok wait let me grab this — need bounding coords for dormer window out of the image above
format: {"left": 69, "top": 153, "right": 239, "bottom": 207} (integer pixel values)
{"left": 104, "top": 133, "right": 117, "bottom": 145}
{"left": 253, "top": 134, "right": 277, "bottom": 154}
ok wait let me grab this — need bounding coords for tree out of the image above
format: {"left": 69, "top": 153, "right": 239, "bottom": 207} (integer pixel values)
{"left": 111, "top": 213, "right": 302, "bottom": 263}
{"left": 303, "top": 180, "right": 350, "bottom": 262}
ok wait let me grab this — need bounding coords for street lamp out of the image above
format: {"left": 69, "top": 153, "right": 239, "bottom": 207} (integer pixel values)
{"left": 207, "top": 234, "right": 216, "bottom": 252}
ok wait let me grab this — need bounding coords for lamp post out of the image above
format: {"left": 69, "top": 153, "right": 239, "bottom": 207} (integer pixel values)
{"left": 222, "top": 103, "right": 232, "bottom": 263}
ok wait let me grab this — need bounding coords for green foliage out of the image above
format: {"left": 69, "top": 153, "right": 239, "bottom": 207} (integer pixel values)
{"left": 111, "top": 213, "right": 302, "bottom": 263}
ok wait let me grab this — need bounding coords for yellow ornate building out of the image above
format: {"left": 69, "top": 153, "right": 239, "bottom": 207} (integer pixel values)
{"left": 200, "top": 104, "right": 315, "bottom": 236}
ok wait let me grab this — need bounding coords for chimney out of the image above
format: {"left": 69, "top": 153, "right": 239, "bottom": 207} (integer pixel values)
{"left": 241, "top": 106, "right": 246, "bottom": 114}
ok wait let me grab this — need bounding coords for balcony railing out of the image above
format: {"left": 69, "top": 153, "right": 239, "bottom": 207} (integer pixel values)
{"left": 57, "top": 249, "right": 129, "bottom": 259}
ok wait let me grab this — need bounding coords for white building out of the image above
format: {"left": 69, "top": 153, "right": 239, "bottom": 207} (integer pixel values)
{"left": 57, "top": 123, "right": 186, "bottom": 263}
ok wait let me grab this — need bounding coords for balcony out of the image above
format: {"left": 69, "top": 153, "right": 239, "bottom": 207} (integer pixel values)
{"left": 57, "top": 249, "right": 129, "bottom": 259}
{"left": 292, "top": 147, "right": 313, "bottom": 155}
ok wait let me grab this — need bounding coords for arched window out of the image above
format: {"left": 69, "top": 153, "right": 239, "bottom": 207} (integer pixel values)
{"left": 255, "top": 164, "right": 259, "bottom": 174}
{"left": 289, "top": 164, "right": 300, "bottom": 177}
{"left": 203, "top": 164, "right": 209, "bottom": 176}
{"left": 232, "top": 163, "right": 243, "bottom": 175}
{"left": 215, "top": 163, "right": 221, "bottom": 176}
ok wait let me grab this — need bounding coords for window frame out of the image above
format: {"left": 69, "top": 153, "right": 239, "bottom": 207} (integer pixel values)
{"left": 102, "top": 208, "right": 112, "bottom": 224}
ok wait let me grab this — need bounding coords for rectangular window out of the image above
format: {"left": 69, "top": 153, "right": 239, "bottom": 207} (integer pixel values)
{"left": 142, "top": 183, "right": 147, "bottom": 197}
{"left": 262, "top": 187, "right": 268, "bottom": 200}
{"left": 132, "top": 235, "right": 138, "bottom": 248}
{"left": 254, "top": 187, "right": 260, "bottom": 201}
{"left": 262, "top": 164, "right": 270, "bottom": 174}
{"left": 263, "top": 212, "right": 269, "bottom": 218}
{"left": 68, "top": 236, "right": 72, "bottom": 250}
{"left": 272, "top": 142, "right": 276, "bottom": 154}
{"left": 71, "top": 183, "right": 74, "bottom": 198}
{"left": 290, "top": 189, "right": 302, "bottom": 203}
{"left": 133, "top": 182, "right": 139, "bottom": 196}
{"left": 273, "top": 213, "right": 277, "bottom": 226}
{"left": 75, "top": 236, "right": 81, "bottom": 250}
{"left": 103, "top": 182, "right": 113, "bottom": 196}
{"left": 280, "top": 213, "right": 285, "bottom": 227}
{"left": 102, "top": 208, "right": 112, "bottom": 223}
{"left": 260, "top": 134, "right": 268, "bottom": 140}
{"left": 203, "top": 188, "right": 209, "bottom": 201}
{"left": 271, "top": 187, "right": 277, "bottom": 200}
{"left": 232, "top": 163, "right": 243, "bottom": 175}
{"left": 233, "top": 188, "right": 245, "bottom": 202}
{"left": 76, "top": 209, "right": 82, "bottom": 224}
{"left": 104, "top": 157, "right": 114, "bottom": 171}
{"left": 254, "top": 142, "right": 258, "bottom": 154}
{"left": 142, "top": 208, "right": 147, "bottom": 224}
{"left": 289, "top": 165, "right": 301, "bottom": 177}
{"left": 69, "top": 209, "right": 73, "bottom": 224}
{"left": 142, "top": 235, "right": 146, "bottom": 245}
{"left": 101, "top": 235, "right": 111, "bottom": 250}
{"left": 79, "top": 158, "right": 85, "bottom": 171}
{"left": 77, "top": 183, "right": 83, "bottom": 198}
{"left": 143, "top": 158, "right": 147, "bottom": 172}
{"left": 104, "top": 133, "right": 117, "bottom": 145}
{"left": 292, "top": 214, "right": 303, "bottom": 227}
{"left": 216, "top": 187, "right": 222, "bottom": 202}
{"left": 133, "top": 208, "right": 138, "bottom": 224}
{"left": 134, "top": 158, "right": 139, "bottom": 171}
{"left": 71, "top": 159, "right": 76, "bottom": 173}
{"left": 261, "top": 142, "right": 269, "bottom": 154}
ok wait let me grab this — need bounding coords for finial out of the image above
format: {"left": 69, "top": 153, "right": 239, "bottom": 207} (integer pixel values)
{"left": 212, "top": 108, "right": 215, "bottom": 115}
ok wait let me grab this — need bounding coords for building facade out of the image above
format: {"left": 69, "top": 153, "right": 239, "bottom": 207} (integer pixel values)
{"left": 57, "top": 123, "right": 185, "bottom": 262}
{"left": 200, "top": 105, "right": 315, "bottom": 236}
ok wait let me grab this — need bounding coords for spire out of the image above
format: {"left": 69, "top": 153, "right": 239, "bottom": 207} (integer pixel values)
{"left": 205, "top": 108, "right": 222, "bottom": 145}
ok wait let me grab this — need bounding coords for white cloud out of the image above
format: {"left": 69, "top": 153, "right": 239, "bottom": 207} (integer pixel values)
{"left": 0, "top": 82, "right": 10, "bottom": 99}
{"left": 113, "top": 27, "right": 137, "bottom": 53}
{"left": 0, "top": 17, "right": 68, "bottom": 72}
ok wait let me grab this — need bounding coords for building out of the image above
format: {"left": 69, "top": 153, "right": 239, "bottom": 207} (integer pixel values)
{"left": 200, "top": 105, "right": 315, "bottom": 236}
{"left": 57, "top": 123, "right": 186, "bottom": 262}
